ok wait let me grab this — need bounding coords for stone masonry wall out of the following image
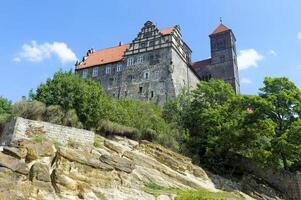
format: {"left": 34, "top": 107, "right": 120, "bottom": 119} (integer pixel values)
{"left": 0, "top": 117, "right": 95, "bottom": 146}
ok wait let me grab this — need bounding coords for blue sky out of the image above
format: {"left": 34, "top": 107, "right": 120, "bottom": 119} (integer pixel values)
{"left": 1, "top": 0, "right": 301, "bottom": 101}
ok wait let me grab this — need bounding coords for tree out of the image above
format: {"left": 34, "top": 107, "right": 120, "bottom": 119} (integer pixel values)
{"left": 259, "top": 77, "right": 301, "bottom": 170}
{"left": 0, "top": 96, "right": 12, "bottom": 122}
{"left": 34, "top": 71, "right": 108, "bottom": 129}
{"left": 182, "top": 80, "right": 245, "bottom": 163}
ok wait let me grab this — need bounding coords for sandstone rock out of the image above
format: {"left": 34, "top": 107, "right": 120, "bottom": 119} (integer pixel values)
{"left": 29, "top": 162, "right": 51, "bottom": 182}
{"left": 58, "top": 147, "right": 114, "bottom": 170}
{"left": 0, "top": 152, "right": 29, "bottom": 175}
{"left": 2, "top": 146, "right": 27, "bottom": 159}
{"left": 16, "top": 139, "right": 55, "bottom": 162}
{"left": 99, "top": 154, "right": 135, "bottom": 173}
{"left": 157, "top": 194, "right": 171, "bottom": 200}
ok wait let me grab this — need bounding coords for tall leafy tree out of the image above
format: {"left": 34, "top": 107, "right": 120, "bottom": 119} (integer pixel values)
{"left": 259, "top": 77, "right": 301, "bottom": 170}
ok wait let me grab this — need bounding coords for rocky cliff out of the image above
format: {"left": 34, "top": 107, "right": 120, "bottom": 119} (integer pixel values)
{"left": 0, "top": 125, "right": 283, "bottom": 199}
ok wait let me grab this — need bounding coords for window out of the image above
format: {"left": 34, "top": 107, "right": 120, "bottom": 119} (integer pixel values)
{"left": 116, "top": 64, "right": 122, "bottom": 72}
{"left": 127, "top": 75, "right": 133, "bottom": 82}
{"left": 105, "top": 66, "right": 111, "bottom": 74}
{"left": 144, "top": 72, "right": 149, "bottom": 79}
{"left": 220, "top": 55, "right": 225, "bottom": 63}
{"left": 92, "top": 68, "right": 98, "bottom": 77}
{"left": 82, "top": 70, "right": 88, "bottom": 79}
{"left": 150, "top": 91, "right": 154, "bottom": 98}
{"left": 137, "top": 55, "right": 144, "bottom": 64}
{"left": 139, "top": 87, "right": 143, "bottom": 94}
{"left": 125, "top": 91, "right": 128, "bottom": 97}
{"left": 201, "top": 74, "right": 212, "bottom": 82}
{"left": 149, "top": 40, "right": 155, "bottom": 46}
{"left": 140, "top": 42, "right": 146, "bottom": 48}
{"left": 127, "top": 57, "right": 134, "bottom": 66}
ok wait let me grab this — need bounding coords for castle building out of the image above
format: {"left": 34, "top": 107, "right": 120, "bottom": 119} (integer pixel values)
{"left": 75, "top": 21, "right": 239, "bottom": 106}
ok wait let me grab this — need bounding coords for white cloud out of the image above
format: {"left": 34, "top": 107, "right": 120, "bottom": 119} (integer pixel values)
{"left": 13, "top": 57, "right": 21, "bottom": 62}
{"left": 241, "top": 78, "right": 252, "bottom": 84}
{"left": 237, "top": 49, "right": 263, "bottom": 70}
{"left": 267, "top": 49, "right": 277, "bottom": 56}
{"left": 14, "top": 41, "right": 77, "bottom": 63}
{"left": 297, "top": 32, "right": 301, "bottom": 40}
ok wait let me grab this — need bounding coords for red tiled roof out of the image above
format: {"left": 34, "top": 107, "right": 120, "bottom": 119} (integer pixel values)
{"left": 77, "top": 44, "right": 130, "bottom": 69}
{"left": 192, "top": 58, "right": 212, "bottom": 69}
{"left": 159, "top": 26, "right": 175, "bottom": 35}
{"left": 210, "top": 23, "right": 230, "bottom": 35}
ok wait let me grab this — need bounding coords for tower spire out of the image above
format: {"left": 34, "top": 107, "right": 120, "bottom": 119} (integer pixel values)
{"left": 220, "top": 17, "right": 223, "bottom": 24}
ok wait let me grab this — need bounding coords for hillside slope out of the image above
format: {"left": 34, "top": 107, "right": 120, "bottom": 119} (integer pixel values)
{"left": 0, "top": 128, "right": 281, "bottom": 200}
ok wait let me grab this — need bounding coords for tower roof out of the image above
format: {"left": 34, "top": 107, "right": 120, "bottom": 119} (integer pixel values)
{"left": 210, "top": 23, "right": 230, "bottom": 35}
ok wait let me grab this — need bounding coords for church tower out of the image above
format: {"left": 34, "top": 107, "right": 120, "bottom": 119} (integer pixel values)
{"left": 209, "top": 23, "right": 240, "bottom": 94}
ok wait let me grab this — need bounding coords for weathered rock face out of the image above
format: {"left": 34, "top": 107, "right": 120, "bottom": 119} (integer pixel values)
{"left": 0, "top": 134, "right": 279, "bottom": 200}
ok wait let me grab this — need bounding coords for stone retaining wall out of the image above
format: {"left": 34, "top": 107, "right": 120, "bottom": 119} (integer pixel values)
{"left": 0, "top": 117, "right": 95, "bottom": 146}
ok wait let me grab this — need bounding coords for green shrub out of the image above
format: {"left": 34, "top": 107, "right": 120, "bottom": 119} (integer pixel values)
{"left": 13, "top": 100, "right": 46, "bottom": 120}
{"left": 63, "top": 109, "right": 83, "bottom": 128}
{"left": 43, "top": 105, "right": 64, "bottom": 124}
{"left": 94, "top": 135, "right": 104, "bottom": 148}
{"left": 96, "top": 120, "right": 140, "bottom": 139}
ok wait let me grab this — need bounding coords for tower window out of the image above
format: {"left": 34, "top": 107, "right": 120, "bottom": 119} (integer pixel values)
{"left": 220, "top": 55, "right": 225, "bottom": 63}
{"left": 139, "top": 87, "right": 143, "bottom": 94}
{"left": 125, "top": 91, "right": 128, "bottom": 97}
{"left": 150, "top": 91, "right": 154, "bottom": 98}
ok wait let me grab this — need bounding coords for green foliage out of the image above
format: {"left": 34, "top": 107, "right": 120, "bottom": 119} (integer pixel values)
{"left": 258, "top": 77, "right": 301, "bottom": 170}
{"left": 94, "top": 135, "right": 104, "bottom": 148}
{"left": 13, "top": 100, "right": 46, "bottom": 121}
{"left": 0, "top": 96, "right": 12, "bottom": 120}
{"left": 176, "top": 189, "right": 245, "bottom": 200}
{"left": 31, "top": 134, "right": 46, "bottom": 143}
{"left": 34, "top": 71, "right": 107, "bottom": 129}
{"left": 96, "top": 120, "right": 140, "bottom": 139}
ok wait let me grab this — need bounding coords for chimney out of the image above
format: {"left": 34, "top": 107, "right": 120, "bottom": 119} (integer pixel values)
{"left": 118, "top": 41, "right": 122, "bottom": 46}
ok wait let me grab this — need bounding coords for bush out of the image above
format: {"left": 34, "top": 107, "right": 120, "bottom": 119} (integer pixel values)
{"left": 96, "top": 120, "right": 140, "bottom": 139}
{"left": 13, "top": 100, "right": 46, "bottom": 120}
{"left": 43, "top": 105, "right": 64, "bottom": 124}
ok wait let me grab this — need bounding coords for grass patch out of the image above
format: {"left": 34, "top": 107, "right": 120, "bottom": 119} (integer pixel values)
{"left": 94, "top": 135, "right": 104, "bottom": 148}
{"left": 144, "top": 183, "right": 244, "bottom": 200}
{"left": 144, "top": 183, "right": 179, "bottom": 197}
{"left": 67, "top": 139, "right": 80, "bottom": 148}
{"left": 176, "top": 188, "right": 245, "bottom": 200}
{"left": 53, "top": 141, "right": 63, "bottom": 149}
{"left": 31, "top": 134, "right": 46, "bottom": 143}
{"left": 97, "top": 120, "right": 140, "bottom": 139}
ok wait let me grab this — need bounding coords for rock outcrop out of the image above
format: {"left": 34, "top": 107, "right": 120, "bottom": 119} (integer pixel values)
{"left": 0, "top": 130, "right": 282, "bottom": 199}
